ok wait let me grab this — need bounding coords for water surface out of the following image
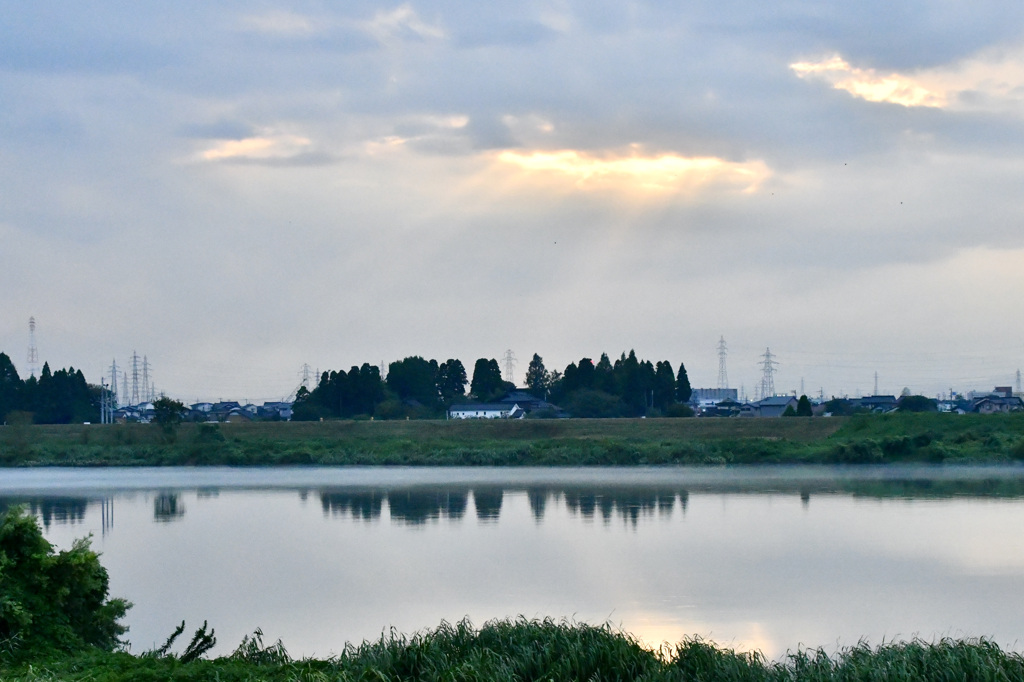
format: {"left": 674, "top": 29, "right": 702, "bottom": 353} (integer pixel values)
{"left": 5, "top": 465, "right": 1024, "bottom": 658}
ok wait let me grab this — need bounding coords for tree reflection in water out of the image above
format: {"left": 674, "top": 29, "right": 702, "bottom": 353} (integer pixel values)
{"left": 154, "top": 493, "right": 185, "bottom": 522}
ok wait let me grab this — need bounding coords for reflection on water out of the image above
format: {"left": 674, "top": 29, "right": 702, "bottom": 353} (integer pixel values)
{"left": 5, "top": 465, "right": 1024, "bottom": 659}
{"left": 154, "top": 493, "right": 185, "bottom": 522}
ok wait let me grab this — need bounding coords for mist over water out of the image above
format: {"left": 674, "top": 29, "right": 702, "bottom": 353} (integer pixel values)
{"left": 7, "top": 466, "right": 1024, "bottom": 659}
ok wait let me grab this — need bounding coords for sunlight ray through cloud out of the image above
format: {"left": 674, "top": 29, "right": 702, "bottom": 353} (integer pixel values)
{"left": 495, "top": 149, "right": 770, "bottom": 195}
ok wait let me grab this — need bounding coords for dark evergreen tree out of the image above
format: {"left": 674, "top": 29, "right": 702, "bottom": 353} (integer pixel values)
{"left": 524, "top": 354, "right": 549, "bottom": 399}
{"left": 470, "top": 358, "right": 505, "bottom": 401}
{"left": 0, "top": 352, "right": 21, "bottom": 423}
{"left": 436, "top": 359, "right": 467, "bottom": 405}
{"left": 653, "top": 361, "right": 676, "bottom": 411}
{"left": 797, "top": 395, "right": 813, "bottom": 417}
{"left": 676, "top": 362, "right": 693, "bottom": 403}
{"left": 386, "top": 357, "right": 440, "bottom": 408}
{"left": 593, "top": 354, "right": 615, "bottom": 393}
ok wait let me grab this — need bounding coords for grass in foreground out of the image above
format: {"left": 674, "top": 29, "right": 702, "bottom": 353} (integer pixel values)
{"left": 3, "top": 619, "right": 1023, "bottom": 682}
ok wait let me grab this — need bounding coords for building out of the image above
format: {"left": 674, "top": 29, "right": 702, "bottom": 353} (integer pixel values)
{"left": 755, "top": 396, "right": 799, "bottom": 418}
{"left": 690, "top": 388, "right": 738, "bottom": 404}
{"left": 448, "top": 403, "right": 524, "bottom": 419}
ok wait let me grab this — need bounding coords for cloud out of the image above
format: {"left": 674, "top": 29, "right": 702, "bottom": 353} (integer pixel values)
{"left": 493, "top": 148, "right": 771, "bottom": 196}
{"left": 790, "top": 56, "right": 946, "bottom": 108}
{"left": 361, "top": 5, "right": 445, "bottom": 44}
{"left": 199, "top": 132, "right": 313, "bottom": 162}
{"left": 239, "top": 11, "right": 318, "bottom": 37}
{"left": 792, "top": 47, "right": 1024, "bottom": 114}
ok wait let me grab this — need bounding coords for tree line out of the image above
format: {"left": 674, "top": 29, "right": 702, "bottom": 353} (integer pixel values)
{"left": 294, "top": 351, "right": 693, "bottom": 420}
{"left": 0, "top": 353, "right": 99, "bottom": 425}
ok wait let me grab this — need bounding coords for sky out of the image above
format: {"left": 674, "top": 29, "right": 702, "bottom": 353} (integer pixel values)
{"left": 2, "top": 1, "right": 1024, "bottom": 403}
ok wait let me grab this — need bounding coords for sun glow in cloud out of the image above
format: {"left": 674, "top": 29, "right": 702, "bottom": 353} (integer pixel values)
{"left": 790, "top": 56, "right": 946, "bottom": 107}
{"left": 495, "top": 149, "right": 770, "bottom": 195}
{"left": 200, "top": 133, "right": 312, "bottom": 161}
{"left": 792, "top": 48, "right": 1024, "bottom": 113}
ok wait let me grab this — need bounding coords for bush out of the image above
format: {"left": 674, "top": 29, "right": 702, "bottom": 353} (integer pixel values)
{"left": 0, "top": 506, "right": 130, "bottom": 660}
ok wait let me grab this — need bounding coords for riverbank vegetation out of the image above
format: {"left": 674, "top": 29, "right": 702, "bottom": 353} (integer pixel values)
{"left": 4, "top": 618, "right": 1024, "bottom": 681}
{"left": 2, "top": 412, "right": 1024, "bottom": 466}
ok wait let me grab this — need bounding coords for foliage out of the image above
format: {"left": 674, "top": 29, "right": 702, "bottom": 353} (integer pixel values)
{"left": 675, "top": 362, "right": 692, "bottom": 404}
{"left": 564, "top": 389, "right": 627, "bottom": 418}
{"left": 524, "top": 353, "right": 550, "bottom": 400}
{"left": 141, "top": 619, "right": 217, "bottom": 663}
{"left": 898, "top": 395, "right": 938, "bottom": 412}
{"left": 796, "top": 395, "right": 813, "bottom": 417}
{"left": 0, "top": 507, "right": 130, "bottom": 660}
{"left": 470, "top": 358, "right": 506, "bottom": 401}
{"left": 436, "top": 359, "right": 467, "bottom": 405}
{"left": 386, "top": 357, "right": 441, "bottom": 409}
{"left": 151, "top": 397, "right": 185, "bottom": 442}
{"left": 4, "top": 619, "right": 1024, "bottom": 681}
{"left": 0, "top": 355, "right": 99, "bottom": 425}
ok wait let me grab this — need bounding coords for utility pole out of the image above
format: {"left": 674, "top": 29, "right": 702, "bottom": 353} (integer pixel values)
{"left": 874, "top": 371, "right": 878, "bottom": 396}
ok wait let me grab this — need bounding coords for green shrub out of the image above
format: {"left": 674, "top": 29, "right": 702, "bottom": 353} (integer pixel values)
{"left": 0, "top": 506, "right": 130, "bottom": 660}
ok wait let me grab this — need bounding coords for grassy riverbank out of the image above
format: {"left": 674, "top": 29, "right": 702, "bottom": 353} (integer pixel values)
{"left": 3, "top": 413, "right": 1024, "bottom": 466}
{"left": 3, "top": 619, "right": 1022, "bottom": 681}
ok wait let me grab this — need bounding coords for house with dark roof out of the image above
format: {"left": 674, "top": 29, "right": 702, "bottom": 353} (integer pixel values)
{"left": 755, "top": 396, "right": 799, "bottom": 417}
{"left": 970, "top": 396, "right": 1024, "bottom": 414}
{"left": 855, "top": 395, "right": 898, "bottom": 413}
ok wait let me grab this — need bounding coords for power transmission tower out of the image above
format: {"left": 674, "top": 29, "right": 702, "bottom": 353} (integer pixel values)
{"left": 27, "top": 317, "right": 39, "bottom": 378}
{"left": 142, "top": 356, "right": 152, "bottom": 402}
{"left": 130, "top": 351, "right": 140, "bottom": 406}
{"left": 1017, "top": 369, "right": 1022, "bottom": 396}
{"left": 502, "top": 349, "right": 517, "bottom": 385}
{"left": 109, "top": 360, "right": 119, "bottom": 408}
{"left": 717, "top": 336, "right": 728, "bottom": 389}
{"left": 758, "top": 348, "right": 778, "bottom": 400}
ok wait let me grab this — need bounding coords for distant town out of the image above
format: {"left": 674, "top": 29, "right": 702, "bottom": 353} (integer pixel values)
{"left": 1, "top": 343, "right": 1021, "bottom": 426}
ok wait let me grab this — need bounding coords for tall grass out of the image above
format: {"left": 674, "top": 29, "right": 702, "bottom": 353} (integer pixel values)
{"left": 3, "top": 619, "right": 1023, "bottom": 681}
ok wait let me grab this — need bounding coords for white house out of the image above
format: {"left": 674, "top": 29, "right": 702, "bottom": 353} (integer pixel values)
{"left": 448, "top": 403, "right": 523, "bottom": 419}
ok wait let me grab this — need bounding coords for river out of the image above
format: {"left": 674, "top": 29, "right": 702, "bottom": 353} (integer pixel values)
{"left": 4, "top": 465, "right": 1024, "bottom": 659}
